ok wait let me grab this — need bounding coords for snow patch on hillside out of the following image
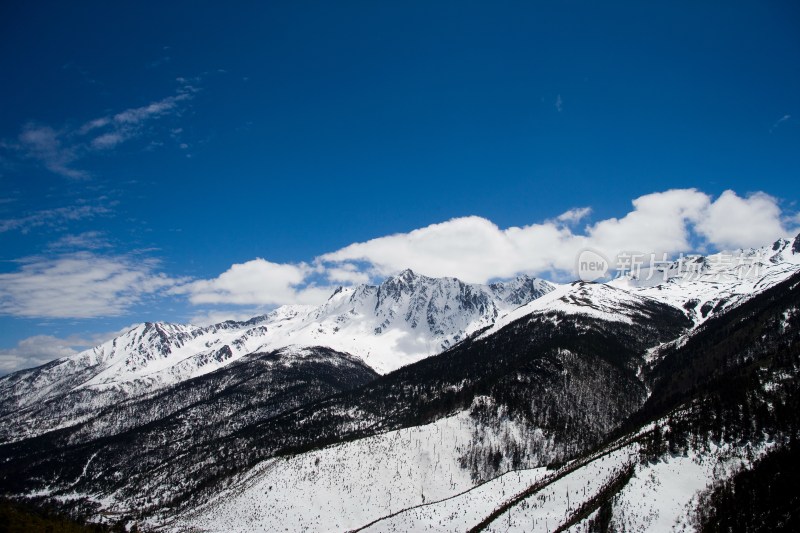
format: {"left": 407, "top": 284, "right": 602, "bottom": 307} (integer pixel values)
{"left": 168, "top": 412, "right": 479, "bottom": 532}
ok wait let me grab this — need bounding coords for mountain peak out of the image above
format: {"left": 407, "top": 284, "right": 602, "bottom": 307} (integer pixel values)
{"left": 379, "top": 269, "right": 429, "bottom": 291}
{"left": 329, "top": 286, "right": 344, "bottom": 299}
{"left": 395, "top": 268, "right": 421, "bottom": 282}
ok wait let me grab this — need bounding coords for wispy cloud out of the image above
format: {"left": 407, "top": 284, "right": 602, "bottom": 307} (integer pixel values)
{"left": 2, "top": 85, "right": 197, "bottom": 178}
{"left": 555, "top": 94, "right": 563, "bottom": 112}
{"left": 770, "top": 114, "right": 791, "bottom": 133}
{"left": 16, "top": 124, "right": 87, "bottom": 179}
{"left": 90, "top": 132, "right": 126, "bottom": 150}
{"left": 0, "top": 252, "right": 181, "bottom": 318}
{"left": 0, "top": 203, "right": 112, "bottom": 234}
{"left": 47, "top": 230, "right": 111, "bottom": 250}
{"left": 113, "top": 93, "right": 190, "bottom": 124}
{"left": 83, "top": 91, "right": 194, "bottom": 152}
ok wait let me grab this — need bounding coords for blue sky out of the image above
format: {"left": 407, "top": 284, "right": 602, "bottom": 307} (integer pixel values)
{"left": 1, "top": 1, "right": 799, "bottom": 372}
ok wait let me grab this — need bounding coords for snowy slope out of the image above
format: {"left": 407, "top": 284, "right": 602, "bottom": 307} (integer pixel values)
{"left": 167, "top": 412, "right": 480, "bottom": 532}
{"left": 362, "top": 444, "right": 635, "bottom": 532}
{"left": 464, "top": 435, "right": 771, "bottom": 533}
{"left": 164, "top": 417, "right": 775, "bottom": 533}
{"left": 167, "top": 410, "right": 618, "bottom": 533}
{"left": 161, "top": 240, "right": 800, "bottom": 533}
{"left": 0, "top": 306, "right": 310, "bottom": 412}
{"left": 610, "top": 235, "right": 800, "bottom": 325}
{"left": 479, "top": 280, "right": 673, "bottom": 340}
{"left": 604, "top": 444, "right": 768, "bottom": 532}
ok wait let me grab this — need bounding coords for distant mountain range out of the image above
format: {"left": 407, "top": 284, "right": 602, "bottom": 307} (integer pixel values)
{"left": 1, "top": 234, "right": 799, "bottom": 532}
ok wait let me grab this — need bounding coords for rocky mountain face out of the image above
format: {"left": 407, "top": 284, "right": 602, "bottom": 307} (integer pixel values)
{"left": 1, "top": 235, "right": 800, "bottom": 532}
{"left": 303, "top": 270, "right": 555, "bottom": 372}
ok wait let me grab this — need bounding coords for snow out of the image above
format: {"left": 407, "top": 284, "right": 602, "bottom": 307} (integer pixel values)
{"left": 610, "top": 237, "right": 800, "bottom": 326}
{"left": 480, "top": 281, "right": 663, "bottom": 340}
{"left": 166, "top": 416, "right": 655, "bottom": 533}
{"left": 174, "top": 432, "right": 640, "bottom": 533}
{"left": 168, "top": 412, "right": 480, "bottom": 532}
{"left": 483, "top": 445, "right": 637, "bottom": 532}
{"left": 357, "top": 437, "right": 774, "bottom": 533}
{"left": 610, "top": 441, "right": 773, "bottom": 532}
{"left": 362, "top": 467, "right": 552, "bottom": 532}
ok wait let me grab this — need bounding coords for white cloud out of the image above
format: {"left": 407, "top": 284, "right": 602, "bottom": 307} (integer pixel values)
{"left": 0, "top": 325, "right": 140, "bottom": 375}
{"left": 555, "top": 94, "right": 563, "bottom": 112}
{"left": 2, "top": 189, "right": 792, "bottom": 319}
{"left": 319, "top": 215, "right": 564, "bottom": 283}
{"left": 0, "top": 335, "right": 79, "bottom": 374}
{"left": 112, "top": 93, "right": 190, "bottom": 124}
{"left": 695, "top": 190, "right": 787, "bottom": 249}
{"left": 326, "top": 264, "right": 371, "bottom": 284}
{"left": 585, "top": 188, "right": 710, "bottom": 257}
{"left": 319, "top": 189, "right": 793, "bottom": 284}
{"left": 90, "top": 132, "right": 126, "bottom": 150}
{"left": 78, "top": 117, "right": 111, "bottom": 134}
{"left": 174, "top": 258, "right": 332, "bottom": 307}
{"left": 85, "top": 91, "right": 194, "bottom": 153}
{"left": 0, "top": 252, "right": 179, "bottom": 318}
{"left": 556, "top": 207, "right": 591, "bottom": 224}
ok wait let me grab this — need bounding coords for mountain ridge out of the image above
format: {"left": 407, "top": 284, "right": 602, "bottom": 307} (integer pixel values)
{"left": 0, "top": 270, "right": 554, "bottom": 442}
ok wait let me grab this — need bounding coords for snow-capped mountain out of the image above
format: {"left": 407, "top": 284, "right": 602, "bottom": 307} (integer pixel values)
{"left": 611, "top": 235, "right": 800, "bottom": 325}
{"left": 480, "top": 280, "right": 681, "bottom": 341}
{"left": 0, "top": 264, "right": 692, "bottom": 525}
{"left": 293, "top": 269, "right": 554, "bottom": 372}
{"left": 0, "top": 270, "right": 553, "bottom": 441}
